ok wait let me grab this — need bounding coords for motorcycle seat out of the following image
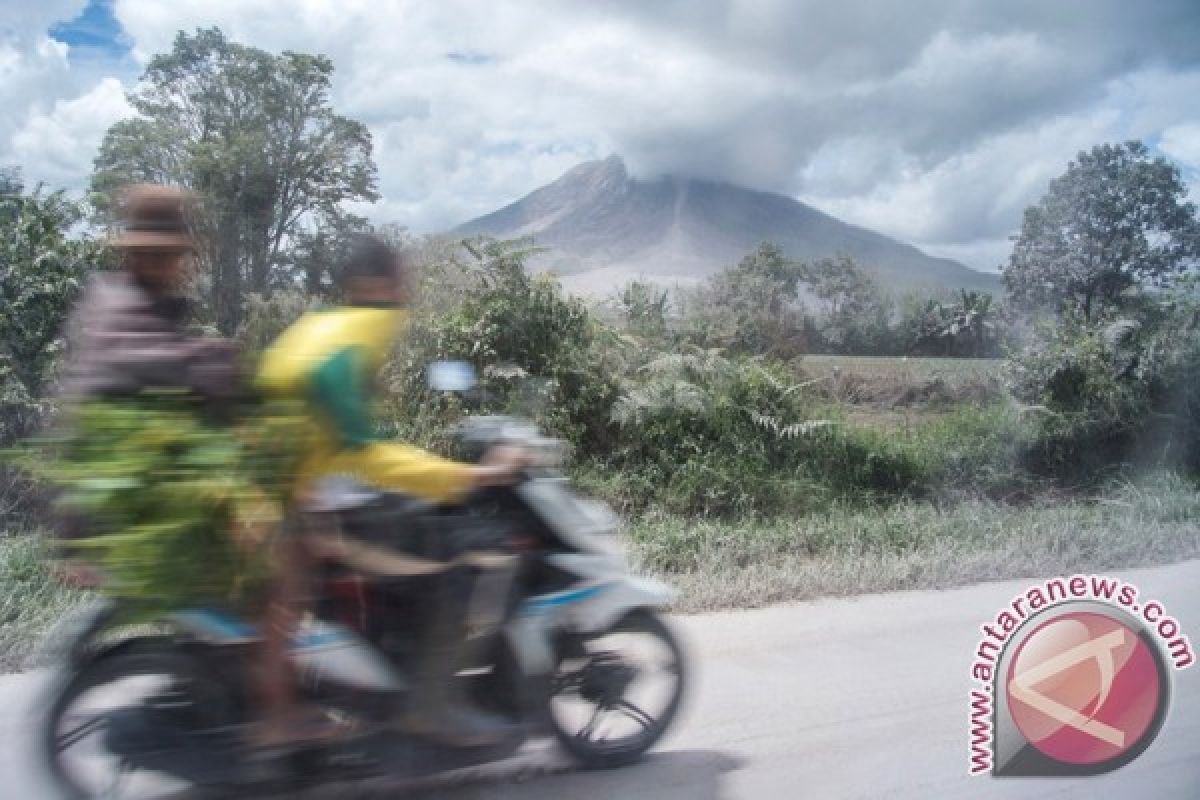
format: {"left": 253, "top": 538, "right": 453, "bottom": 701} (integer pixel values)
{"left": 304, "top": 475, "right": 388, "bottom": 513}
{"left": 301, "top": 477, "right": 515, "bottom": 578}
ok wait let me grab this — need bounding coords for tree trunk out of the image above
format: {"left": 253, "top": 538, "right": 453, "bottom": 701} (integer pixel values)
{"left": 214, "top": 211, "right": 242, "bottom": 334}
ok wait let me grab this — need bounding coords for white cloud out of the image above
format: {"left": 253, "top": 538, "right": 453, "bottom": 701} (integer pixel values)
{"left": 0, "top": 37, "right": 72, "bottom": 143}
{"left": 5, "top": 1, "right": 91, "bottom": 42}
{"left": 9, "top": 77, "right": 132, "bottom": 189}
{"left": 1, "top": 0, "right": 1197, "bottom": 271}
{"left": 800, "top": 67, "right": 1200, "bottom": 269}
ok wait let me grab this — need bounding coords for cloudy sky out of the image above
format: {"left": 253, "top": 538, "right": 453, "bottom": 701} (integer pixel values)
{"left": 3, "top": 0, "right": 1199, "bottom": 272}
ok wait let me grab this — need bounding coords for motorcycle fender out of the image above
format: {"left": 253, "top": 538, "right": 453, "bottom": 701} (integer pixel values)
{"left": 566, "top": 576, "right": 675, "bottom": 634}
{"left": 34, "top": 601, "right": 120, "bottom": 668}
{"left": 507, "top": 576, "right": 674, "bottom": 675}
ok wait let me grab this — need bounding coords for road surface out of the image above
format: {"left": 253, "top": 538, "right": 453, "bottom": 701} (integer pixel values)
{"left": 3, "top": 560, "right": 1199, "bottom": 798}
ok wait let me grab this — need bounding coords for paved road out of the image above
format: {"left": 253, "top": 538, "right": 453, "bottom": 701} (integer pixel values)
{"left": 4, "top": 560, "right": 1199, "bottom": 799}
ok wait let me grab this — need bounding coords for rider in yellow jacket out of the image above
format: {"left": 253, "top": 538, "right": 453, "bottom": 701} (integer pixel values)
{"left": 253, "top": 235, "right": 520, "bottom": 751}
{"left": 257, "top": 303, "right": 473, "bottom": 504}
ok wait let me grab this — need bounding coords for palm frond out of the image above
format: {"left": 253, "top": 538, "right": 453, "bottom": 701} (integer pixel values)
{"left": 748, "top": 410, "right": 835, "bottom": 439}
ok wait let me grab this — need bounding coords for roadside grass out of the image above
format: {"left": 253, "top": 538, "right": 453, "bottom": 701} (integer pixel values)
{"left": 4, "top": 470, "right": 1197, "bottom": 668}
{"left": 625, "top": 472, "right": 1200, "bottom": 613}
{"left": 0, "top": 530, "right": 84, "bottom": 671}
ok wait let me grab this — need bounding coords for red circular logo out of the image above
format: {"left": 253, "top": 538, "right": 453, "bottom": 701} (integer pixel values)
{"left": 1006, "top": 611, "right": 1163, "bottom": 766}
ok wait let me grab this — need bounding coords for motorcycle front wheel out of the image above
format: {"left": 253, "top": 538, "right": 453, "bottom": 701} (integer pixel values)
{"left": 548, "top": 608, "right": 686, "bottom": 769}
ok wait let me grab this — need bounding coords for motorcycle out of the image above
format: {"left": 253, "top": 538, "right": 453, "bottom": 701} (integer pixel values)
{"left": 40, "top": 363, "right": 686, "bottom": 798}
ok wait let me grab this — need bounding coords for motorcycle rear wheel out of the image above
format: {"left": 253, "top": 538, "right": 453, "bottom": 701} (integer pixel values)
{"left": 42, "top": 638, "right": 238, "bottom": 800}
{"left": 548, "top": 608, "right": 686, "bottom": 769}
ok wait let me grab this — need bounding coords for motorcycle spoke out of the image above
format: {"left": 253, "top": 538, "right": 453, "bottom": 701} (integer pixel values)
{"left": 614, "top": 700, "right": 655, "bottom": 730}
{"left": 576, "top": 707, "right": 603, "bottom": 741}
{"left": 552, "top": 670, "right": 584, "bottom": 696}
{"left": 57, "top": 715, "right": 107, "bottom": 751}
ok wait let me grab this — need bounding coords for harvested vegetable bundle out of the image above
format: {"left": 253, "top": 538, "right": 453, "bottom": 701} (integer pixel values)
{"left": 47, "top": 392, "right": 305, "bottom": 618}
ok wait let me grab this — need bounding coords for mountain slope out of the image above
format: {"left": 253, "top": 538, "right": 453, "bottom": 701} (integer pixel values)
{"left": 454, "top": 156, "right": 999, "bottom": 294}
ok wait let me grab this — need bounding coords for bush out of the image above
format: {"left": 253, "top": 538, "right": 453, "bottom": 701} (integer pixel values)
{"left": 0, "top": 175, "right": 105, "bottom": 446}
{"left": 911, "top": 403, "right": 1034, "bottom": 497}
{"left": 1006, "top": 292, "right": 1200, "bottom": 480}
{"left": 380, "top": 237, "right": 621, "bottom": 454}
{"left": 593, "top": 350, "right": 949, "bottom": 515}
{"left": 373, "top": 238, "right": 1033, "bottom": 517}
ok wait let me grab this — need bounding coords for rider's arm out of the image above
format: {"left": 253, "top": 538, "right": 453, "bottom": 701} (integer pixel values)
{"left": 309, "top": 346, "right": 477, "bottom": 503}
{"left": 328, "top": 442, "right": 477, "bottom": 504}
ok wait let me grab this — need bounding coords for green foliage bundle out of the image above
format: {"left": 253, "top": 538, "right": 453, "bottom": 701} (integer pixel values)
{"left": 41, "top": 394, "right": 305, "bottom": 618}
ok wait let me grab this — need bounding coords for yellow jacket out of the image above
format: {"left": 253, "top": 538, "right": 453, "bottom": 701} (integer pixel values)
{"left": 256, "top": 306, "right": 473, "bottom": 503}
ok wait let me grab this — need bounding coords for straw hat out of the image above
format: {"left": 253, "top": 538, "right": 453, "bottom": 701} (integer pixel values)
{"left": 113, "top": 184, "right": 195, "bottom": 251}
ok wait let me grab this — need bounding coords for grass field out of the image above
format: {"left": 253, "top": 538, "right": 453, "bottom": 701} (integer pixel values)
{"left": 798, "top": 354, "right": 1002, "bottom": 383}
{"left": 795, "top": 355, "right": 1004, "bottom": 416}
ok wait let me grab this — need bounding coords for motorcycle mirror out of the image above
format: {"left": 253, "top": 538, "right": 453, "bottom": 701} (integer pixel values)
{"left": 428, "top": 360, "right": 477, "bottom": 392}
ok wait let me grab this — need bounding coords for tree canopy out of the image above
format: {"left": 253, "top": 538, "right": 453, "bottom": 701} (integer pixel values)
{"left": 1004, "top": 141, "right": 1200, "bottom": 320}
{"left": 92, "top": 27, "right": 378, "bottom": 332}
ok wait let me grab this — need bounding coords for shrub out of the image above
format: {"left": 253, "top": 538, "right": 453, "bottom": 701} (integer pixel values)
{"left": 597, "top": 349, "right": 944, "bottom": 514}
{"left": 1006, "top": 291, "right": 1200, "bottom": 480}
{"left": 0, "top": 175, "right": 105, "bottom": 446}
{"left": 379, "top": 237, "right": 621, "bottom": 453}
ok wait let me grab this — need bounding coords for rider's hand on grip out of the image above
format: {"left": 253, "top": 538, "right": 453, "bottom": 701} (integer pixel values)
{"left": 470, "top": 445, "right": 531, "bottom": 487}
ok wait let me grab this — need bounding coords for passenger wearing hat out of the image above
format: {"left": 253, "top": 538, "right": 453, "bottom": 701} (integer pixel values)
{"left": 60, "top": 184, "right": 239, "bottom": 401}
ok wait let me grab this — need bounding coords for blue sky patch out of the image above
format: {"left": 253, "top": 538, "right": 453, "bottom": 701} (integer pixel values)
{"left": 49, "top": 0, "right": 132, "bottom": 65}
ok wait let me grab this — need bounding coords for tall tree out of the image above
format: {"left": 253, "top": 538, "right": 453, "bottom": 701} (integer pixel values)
{"left": 285, "top": 211, "right": 371, "bottom": 298}
{"left": 1004, "top": 141, "right": 1200, "bottom": 321}
{"left": 799, "top": 254, "right": 892, "bottom": 354}
{"left": 687, "top": 242, "right": 808, "bottom": 357}
{"left": 912, "top": 289, "right": 997, "bottom": 357}
{"left": 92, "top": 27, "right": 378, "bottom": 332}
